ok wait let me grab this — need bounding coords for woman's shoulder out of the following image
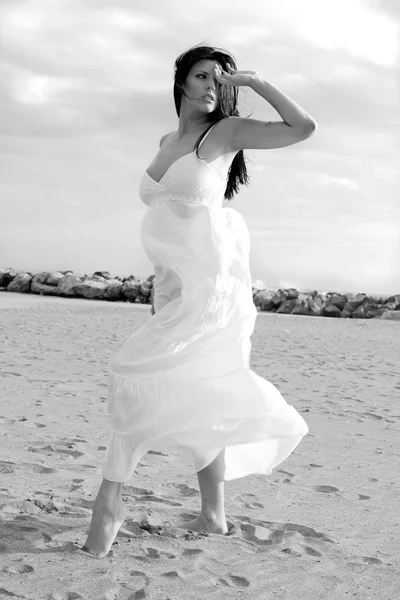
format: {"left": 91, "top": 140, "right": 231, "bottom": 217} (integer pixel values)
{"left": 159, "top": 131, "right": 175, "bottom": 148}
{"left": 208, "top": 118, "right": 238, "bottom": 154}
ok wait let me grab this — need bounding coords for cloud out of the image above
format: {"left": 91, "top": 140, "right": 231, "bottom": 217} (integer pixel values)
{"left": 256, "top": 0, "right": 399, "bottom": 67}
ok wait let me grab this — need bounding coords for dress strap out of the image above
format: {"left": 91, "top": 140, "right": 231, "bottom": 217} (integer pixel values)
{"left": 198, "top": 122, "right": 218, "bottom": 150}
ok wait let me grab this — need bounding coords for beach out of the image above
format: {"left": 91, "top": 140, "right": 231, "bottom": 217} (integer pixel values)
{"left": 0, "top": 292, "right": 398, "bottom": 599}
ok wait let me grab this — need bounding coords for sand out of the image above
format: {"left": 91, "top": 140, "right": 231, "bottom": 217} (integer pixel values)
{"left": 0, "top": 292, "right": 398, "bottom": 600}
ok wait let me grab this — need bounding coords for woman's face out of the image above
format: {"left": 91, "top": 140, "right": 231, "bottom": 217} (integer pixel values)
{"left": 183, "top": 59, "right": 221, "bottom": 112}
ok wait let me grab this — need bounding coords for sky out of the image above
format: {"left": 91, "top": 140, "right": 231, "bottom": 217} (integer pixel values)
{"left": 1, "top": 0, "right": 399, "bottom": 295}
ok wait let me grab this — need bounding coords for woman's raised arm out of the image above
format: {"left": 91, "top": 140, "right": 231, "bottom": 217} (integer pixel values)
{"left": 214, "top": 64, "right": 317, "bottom": 151}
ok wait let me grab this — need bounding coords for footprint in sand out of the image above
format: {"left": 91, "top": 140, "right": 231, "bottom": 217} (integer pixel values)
{"left": 270, "top": 468, "right": 295, "bottom": 485}
{"left": 123, "top": 485, "right": 183, "bottom": 507}
{"left": 69, "top": 484, "right": 82, "bottom": 492}
{"left": 314, "top": 485, "right": 370, "bottom": 503}
{"left": 363, "top": 412, "right": 383, "bottom": 420}
{"left": 3, "top": 563, "right": 34, "bottom": 574}
{"left": 0, "top": 461, "right": 15, "bottom": 474}
{"left": 142, "top": 547, "right": 161, "bottom": 559}
{"left": 161, "top": 550, "right": 177, "bottom": 559}
{"left": 160, "top": 570, "right": 184, "bottom": 582}
{"left": 184, "top": 531, "right": 209, "bottom": 541}
{"left": 141, "top": 547, "right": 176, "bottom": 559}
{"left": 172, "top": 483, "right": 199, "bottom": 497}
{"left": 218, "top": 574, "right": 250, "bottom": 588}
{"left": 233, "top": 515, "right": 334, "bottom": 558}
{"left": 124, "top": 486, "right": 154, "bottom": 496}
{"left": 27, "top": 444, "right": 84, "bottom": 459}
{"left": 313, "top": 485, "right": 339, "bottom": 493}
{"left": 0, "top": 517, "right": 54, "bottom": 554}
{"left": 241, "top": 501, "right": 264, "bottom": 510}
{"left": 26, "top": 496, "right": 90, "bottom": 518}
{"left": 116, "top": 519, "right": 148, "bottom": 539}
{"left": 120, "top": 518, "right": 182, "bottom": 541}
{"left": 23, "top": 463, "right": 57, "bottom": 475}
{"left": 362, "top": 556, "right": 382, "bottom": 564}
{"left": 129, "top": 570, "right": 151, "bottom": 586}
{"left": 236, "top": 492, "right": 264, "bottom": 510}
{"left": 140, "top": 494, "right": 182, "bottom": 507}
{"left": 129, "top": 544, "right": 177, "bottom": 563}
{"left": 182, "top": 548, "right": 204, "bottom": 557}
{"left": 72, "top": 498, "right": 94, "bottom": 510}
{"left": 277, "top": 469, "right": 295, "bottom": 482}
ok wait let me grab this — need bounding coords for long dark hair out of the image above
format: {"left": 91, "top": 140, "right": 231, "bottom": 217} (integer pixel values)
{"left": 173, "top": 44, "right": 250, "bottom": 201}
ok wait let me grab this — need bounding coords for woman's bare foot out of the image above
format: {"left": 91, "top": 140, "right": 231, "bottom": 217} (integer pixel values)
{"left": 178, "top": 514, "right": 228, "bottom": 535}
{"left": 82, "top": 501, "right": 126, "bottom": 558}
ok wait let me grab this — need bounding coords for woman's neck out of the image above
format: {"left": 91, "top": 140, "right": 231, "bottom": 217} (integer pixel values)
{"left": 176, "top": 110, "right": 211, "bottom": 139}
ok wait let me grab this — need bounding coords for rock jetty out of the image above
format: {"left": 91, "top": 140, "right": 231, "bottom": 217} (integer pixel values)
{"left": 1, "top": 267, "right": 399, "bottom": 320}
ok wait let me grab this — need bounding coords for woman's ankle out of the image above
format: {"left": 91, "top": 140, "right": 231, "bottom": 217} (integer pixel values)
{"left": 200, "top": 509, "right": 226, "bottom": 526}
{"left": 92, "top": 479, "right": 125, "bottom": 519}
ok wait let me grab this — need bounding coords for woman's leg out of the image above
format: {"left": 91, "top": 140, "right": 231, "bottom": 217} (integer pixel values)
{"left": 179, "top": 448, "right": 228, "bottom": 534}
{"left": 82, "top": 478, "right": 126, "bottom": 558}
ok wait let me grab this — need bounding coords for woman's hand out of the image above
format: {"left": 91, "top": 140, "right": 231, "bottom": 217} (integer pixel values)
{"left": 213, "top": 64, "right": 259, "bottom": 88}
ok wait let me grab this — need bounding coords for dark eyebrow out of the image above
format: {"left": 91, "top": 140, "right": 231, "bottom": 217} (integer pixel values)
{"left": 196, "top": 70, "right": 211, "bottom": 75}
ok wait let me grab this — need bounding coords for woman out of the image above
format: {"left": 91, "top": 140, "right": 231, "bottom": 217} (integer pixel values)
{"left": 83, "top": 44, "right": 317, "bottom": 558}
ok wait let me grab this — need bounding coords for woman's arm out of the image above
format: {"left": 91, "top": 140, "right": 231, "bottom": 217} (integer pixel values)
{"left": 228, "top": 115, "right": 316, "bottom": 151}
{"left": 249, "top": 75, "right": 317, "bottom": 130}
{"left": 214, "top": 65, "right": 317, "bottom": 151}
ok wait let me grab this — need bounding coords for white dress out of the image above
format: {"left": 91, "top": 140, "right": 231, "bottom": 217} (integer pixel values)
{"left": 102, "top": 123, "right": 308, "bottom": 482}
